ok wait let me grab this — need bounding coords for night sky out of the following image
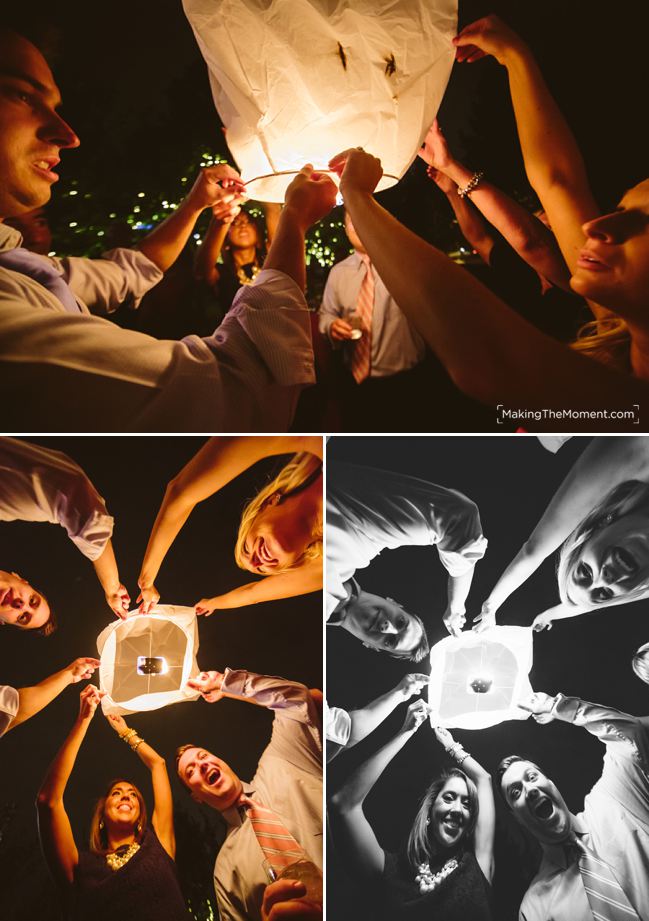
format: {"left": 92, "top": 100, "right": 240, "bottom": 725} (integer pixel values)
{"left": 0, "top": 437, "right": 322, "bottom": 921}
{"left": 13, "top": 0, "right": 649, "bottom": 254}
{"left": 326, "top": 435, "right": 649, "bottom": 921}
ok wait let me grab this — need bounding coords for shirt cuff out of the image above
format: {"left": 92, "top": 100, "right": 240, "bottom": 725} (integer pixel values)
{"left": 326, "top": 705, "right": 351, "bottom": 747}
{"left": 438, "top": 534, "right": 488, "bottom": 576}
{"left": 0, "top": 684, "right": 19, "bottom": 737}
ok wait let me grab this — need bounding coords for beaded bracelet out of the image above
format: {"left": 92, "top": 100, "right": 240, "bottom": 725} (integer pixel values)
{"left": 119, "top": 728, "right": 137, "bottom": 744}
{"left": 129, "top": 736, "right": 144, "bottom": 752}
{"left": 457, "top": 170, "right": 484, "bottom": 199}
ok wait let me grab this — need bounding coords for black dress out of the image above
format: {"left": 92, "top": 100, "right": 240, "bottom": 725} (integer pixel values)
{"left": 70, "top": 828, "right": 189, "bottom": 921}
{"left": 382, "top": 849, "right": 493, "bottom": 921}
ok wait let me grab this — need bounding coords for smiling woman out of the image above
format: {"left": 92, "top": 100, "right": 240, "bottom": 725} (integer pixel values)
{"left": 137, "top": 436, "right": 323, "bottom": 617}
{"left": 37, "top": 686, "right": 189, "bottom": 921}
{"left": 475, "top": 437, "right": 649, "bottom": 633}
{"left": 0, "top": 570, "right": 51, "bottom": 632}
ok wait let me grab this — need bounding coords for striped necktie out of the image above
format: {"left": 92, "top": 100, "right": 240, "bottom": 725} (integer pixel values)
{"left": 350, "top": 253, "right": 374, "bottom": 384}
{"left": 0, "top": 247, "right": 82, "bottom": 314}
{"left": 238, "top": 793, "right": 307, "bottom": 877}
{"left": 572, "top": 837, "right": 640, "bottom": 921}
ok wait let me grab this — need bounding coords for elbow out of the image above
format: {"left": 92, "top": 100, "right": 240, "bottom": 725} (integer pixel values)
{"left": 37, "top": 789, "right": 60, "bottom": 810}
{"left": 329, "top": 786, "right": 358, "bottom": 814}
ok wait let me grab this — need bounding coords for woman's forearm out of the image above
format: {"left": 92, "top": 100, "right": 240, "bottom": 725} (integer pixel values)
{"left": 39, "top": 718, "right": 90, "bottom": 804}
{"left": 335, "top": 728, "right": 417, "bottom": 811}
{"left": 92, "top": 540, "right": 121, "bottom": 596}
{"left": 485, "top": 541, "right": 546, "bottom": 611}
{"left": 194, "top": 217, "right": 228, "bottom": 286}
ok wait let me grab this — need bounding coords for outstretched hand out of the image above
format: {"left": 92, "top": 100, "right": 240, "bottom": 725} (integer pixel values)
{"left": 397, "top": 673, "right": 429, "bottom": 699}
{"left": 472, "top": 601, "right": 497, "bottom": 633}
{"left": 78, "top": 684, "right": 103, "bottom": 721}
{"left": 443, "top": 605, "right": 466, "bottom": 637}
{"left": 402, "top": 698, "right": 430, "bottom": 733}
{"left": 433, "top": 726, "right": 456, "bottom": 748}
{"left": 519, "top": 691, "right": 557, "bottom": 724}
{"left": 453, "top": 14, "right": 526, "bottom": 66}
{"left": 284, "top": 165, "right": 338, "bottom": 229}
{"left": 417, "top": 119, "right": 453, "bottom": 172}
{"left": 328, "top": 148, "right": 383, "bottom": 200}
{"left": 66, "top": 657, "right": 100, "bottom": 684}
{"left": 105, "top": 711, "right": 129, "bottom": 735}
{"left": 106, "top": 584, "right": 131, "bottom": 620}
{"left": 187, "top": 670, "right": 225, "bottom": 703}
{"left": 137, "top": 583, "right": 160, "bottom": 615}
{"left": 187, "top": 164, "right": 246, "bottom": 213}
{"left": 532, "top": 611, "right": 554, "bottom": 632}
{"left": 194, "top": 597, "right": 219, "bottom": 617}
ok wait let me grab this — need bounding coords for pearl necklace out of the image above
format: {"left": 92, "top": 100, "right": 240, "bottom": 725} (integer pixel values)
{"left": 105, "top": 841, "right": 140, "bottom": 871}
{"left": 415, "top": 857, "right": 459, "bottom": 894}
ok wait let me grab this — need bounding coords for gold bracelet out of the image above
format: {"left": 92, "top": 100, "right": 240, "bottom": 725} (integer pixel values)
{"left": 129, "top": 736, "right": 144, "bottom": 751}
{"left": 120, "top": 728, "right": 137, "bottom": 743}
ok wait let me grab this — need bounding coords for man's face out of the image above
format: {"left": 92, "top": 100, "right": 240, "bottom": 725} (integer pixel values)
{"left": 501, "top": 760, "right": 572, "bottom": 845}
{"left": 341, "top": 589, "right": 423, "bottom": 656}
{"left": 177, "top": 747, "right": 243, "bottom": 811}
{"left": 0, "top": 570, "right": 50, "bottom": 629}
{"left": 0, "top": 30, "right": 79, "bottom": 220}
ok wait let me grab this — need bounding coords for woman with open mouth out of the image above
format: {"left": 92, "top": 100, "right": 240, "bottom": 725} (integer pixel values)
{"left": 37, "top": 685, "right": 188, "bottom": 920}
{"left": 137, "top": 436, "right": 322, "bottom": 616}
{"left": 474, "top": 436, "right": 649, "bottom": 633}
{"left": 329, "top": 699, "right": 495, "bottom": 920}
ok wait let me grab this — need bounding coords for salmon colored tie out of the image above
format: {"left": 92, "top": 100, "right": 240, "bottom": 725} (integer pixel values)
{"left": 350, "top": 253, "right": 374, "bottom": 384}
{"left": 238, "top": 793, "right": 306, "bottom": 877}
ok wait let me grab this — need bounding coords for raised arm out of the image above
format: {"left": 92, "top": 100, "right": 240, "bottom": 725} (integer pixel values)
{"left": 137, "top": 165, "right": 244, "bottom": 272}
{"left": 475, "top": 437, "right": 642, "bottom": 630}
{"left": 420, "top": 119, "right": 571, "bottom": 289}
{"left": 454, "top": 16, "right": 606, "bottom": 315}
{"left": 105, "top": 713, "right": 176, "bottom": 859}
{"left": 194, "top": 557, "right": 322, "bottom": 614}
{"left": 92, "top": 540, "right": 130, "bottom": 619}
{"left": 37, "top": 685, "right": 101, "bottom": 887}
{"left": 434, "top": 728, "right": 495, "bottom": 883}
{"left": 193, "top": 195, "right": 242, "bottom": 288}
{"left": 331, "top": 149, "right": 644, "bottom": 412}
{"left": 329, "top": 699, "right": 429, "bottom": 881}
{"left": 137, "top": 435, "right": 323, "bottom": 612}
{"left": 9, "top": 658, "right": 99, "bottom": 731}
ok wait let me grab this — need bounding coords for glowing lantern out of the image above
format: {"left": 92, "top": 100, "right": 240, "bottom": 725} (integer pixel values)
{"left": 183, "top": 0, "right": 458, "bottom": 201}
{"left": 428, "top": 626, "right": 534, "bottom": 730}
{"left": 97, "top": 605, "right": 201, "bottom": 715}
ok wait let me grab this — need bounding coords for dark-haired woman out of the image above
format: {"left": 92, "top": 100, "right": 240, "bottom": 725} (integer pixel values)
{"left": 329, "top": 698, "right": 495, "bottom": 920}
{"left": 37, "top": 686, "right": 188, "bottom": 921}
{"left": 474, "top": 437, "right": 649, "bottom": 633}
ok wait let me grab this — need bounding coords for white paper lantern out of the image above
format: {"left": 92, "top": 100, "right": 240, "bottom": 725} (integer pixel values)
{"left": 428, "top": 626, "right": 534, "bottom": 731}
{"left": 97, "top": 605, "right": 201, "bottom": 715}
{"left": 184, "top": 0, "right": 458, "bottom": 201}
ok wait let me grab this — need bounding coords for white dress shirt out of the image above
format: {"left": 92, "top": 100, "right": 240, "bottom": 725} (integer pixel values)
{"left": 213, "top": 670, "right": 322, "bottom": 921}
{"left": 0, "top": 223, "right": 314, "bottom": 431}
{"left": 326, "top": 462, "right": 488, "bottom": 619}
{"left": 0, "top": 684, "right": 19, "bottom": 738}
{"left": 520, "top": 696, "right": 649, "bottom": 921}
{"left": 318, "top": 252, "right": 425, "bottom": 377}
{"left": 0, "top": 437, "right": 113, "bottom": 561}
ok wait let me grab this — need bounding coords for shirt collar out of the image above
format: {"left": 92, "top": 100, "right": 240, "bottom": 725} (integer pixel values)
{"left": 542, "top": 814, "right": 588, "bottom": 869}
{"left": 222, "top": 782, "right": 255, "bottom": 829}
{"left": 330, "top": 577, "right": 360, "bottom": 624}
{"left": 0, "top": 223, "right": 23, "bottom": 253}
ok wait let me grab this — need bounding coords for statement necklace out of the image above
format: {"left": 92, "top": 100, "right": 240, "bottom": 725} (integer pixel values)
{"left": 415, "top": 857, "right": 459, "bottom": 894}
{"left": 105, "top": 841, "right": 140, "bottom": 871}
{"left": 236, "top": 262, "right": 260, "bottom": 286}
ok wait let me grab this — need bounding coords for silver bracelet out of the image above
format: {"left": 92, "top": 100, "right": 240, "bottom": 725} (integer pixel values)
{"left": 457, "top": 170, "right": 484, "bottom": 199}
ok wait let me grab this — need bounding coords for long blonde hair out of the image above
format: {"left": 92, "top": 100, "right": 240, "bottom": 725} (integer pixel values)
{"left": 234, "top": 452, "right": 322, "bottom": 573}
{"left": 570, "top": 317, "right": 631, "bottom": 372}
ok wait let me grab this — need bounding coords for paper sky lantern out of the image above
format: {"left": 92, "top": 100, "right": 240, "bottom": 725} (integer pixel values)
{"left": 428, "top": 626, "right": 534, "bottom": 730}
{"left": 184, "top": 0, "right": 458, "bottom": 201}
{"left": 97, "top": 605, "right": 200, "bottom": 715}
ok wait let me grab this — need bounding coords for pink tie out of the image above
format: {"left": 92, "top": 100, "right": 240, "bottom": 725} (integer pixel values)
{"left": 238, "top": 793, "right": 307, "bottom": 877}
{"left": 350, "top": 254, "right": 374, "bottom": 384}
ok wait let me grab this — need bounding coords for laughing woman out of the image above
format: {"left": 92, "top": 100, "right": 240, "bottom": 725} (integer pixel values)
{"left": 37, "top": 686, "right": 187, "bottom": 921}
{"left": 137, "top": 436, "right": 323, "bottom": 616}
{"left": 329, "top": 699, "right": 495, "bottom": 921}
{"left": 474, "top": 437, "right": 649, "bottom": 633}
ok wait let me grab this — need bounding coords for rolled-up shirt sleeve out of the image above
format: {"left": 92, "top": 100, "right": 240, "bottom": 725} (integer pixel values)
{"left": 0, "top": 437, "right": 113, "bottom": 560}
{"left": 53, "top": 247, "right": 164, "bottom": 314}
{"left": 0, "top": 684, "right": 19, "bottom": 737}
{"left": 436, "top": 494, "right": 488, "bottom": 577}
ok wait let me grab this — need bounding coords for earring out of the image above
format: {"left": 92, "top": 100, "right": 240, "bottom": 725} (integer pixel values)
{"left": 136, "top": 823, "right": 141, "bottom": 834}
{"left": 99, "top": 820, "right": 104, "bottom": 830}
{"left": 605, "top": 513, "right": 614, "bottom": 523}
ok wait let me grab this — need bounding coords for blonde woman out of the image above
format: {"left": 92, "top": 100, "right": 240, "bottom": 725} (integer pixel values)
{"left": 37, "top": 686, "right": 187, "bottom": 921}
{"left": 474, "top": 437, "right": 649, "bottom": 633}
{"left": 137, "top": 436, "right": 323, "bottom": 615}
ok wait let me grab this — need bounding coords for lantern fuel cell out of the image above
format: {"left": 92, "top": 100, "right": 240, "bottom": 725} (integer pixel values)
{"left": 97, "top": 605, "right": 201, "bottom": 715}
{"left": 183, "top": 0, "right": 458, "bottom": 202}
{"left": 428, "top": 626, "right": 535, "bottom": 730}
